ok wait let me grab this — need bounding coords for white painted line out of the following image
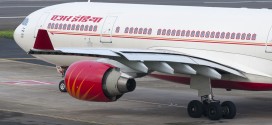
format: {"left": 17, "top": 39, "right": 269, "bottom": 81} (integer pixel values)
{"left": 0, "top": 16, "right": 26, "bottom": 19}
{"left": 0, "top": 6, "right": 46, "bottom": 8}
{"left": 121, "top": 99, "right": 187, "bottom": 108}
{"left": 204, "top": 1, "right": 272, "bottom": 4}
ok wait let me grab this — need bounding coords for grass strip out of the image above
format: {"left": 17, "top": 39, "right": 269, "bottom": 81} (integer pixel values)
{"left": 0, "top": 30, "right": 14, "bottom": 39}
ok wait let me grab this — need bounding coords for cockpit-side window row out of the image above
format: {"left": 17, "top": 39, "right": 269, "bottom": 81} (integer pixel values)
{"left": 157, "top": 29, "right": 257, "bottom": 40}
{"left": 47, "top": 23, "right": 98, "bottom": 32}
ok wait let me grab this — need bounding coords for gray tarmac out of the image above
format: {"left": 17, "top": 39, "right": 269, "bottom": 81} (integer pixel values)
{"left": 1, "top": 0, "right": 272, "bottom": 125}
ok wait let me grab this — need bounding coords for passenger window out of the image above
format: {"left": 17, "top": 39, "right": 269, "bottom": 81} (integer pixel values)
{"left": 210, "top": 31, "right": 215, "bottom": 38}
{"left": 143, "top": 28, "right": 148, "bottom": 34}
{"left": 89, "top": 25, "right": 93, "bottom": 31}
{"left": 171, "top": 30, "right": 176, "bottom": 36}
{"left": 241, "top": 33, "right": 246, "bottom": 40}
{"left": 205, "top": 31, "right": 210, "bottom": 38}
{"left": 186, "top": 30, "right": 190, "bottom": 37}
{"left": 76, "top": 24, "right": 80, "bottom": 31}
{"left": 138, "top": 28, "right": 143, "bottom": 34}
{"left": 129, "top": 27, "right": 133, "bottom": 34}
{"left": 251, "top": 34, "right": 256, "bottom": 40}
{"left": 51, "top": 23, "right": 55, "bottom": 29}
{"left": 157, "top": 29, "right": 162, "bottom": 35}
{"left": 124, "top": 27, "right": 129, "bottom": 33}
{"left": 47, "top": 23, "right": 51, "bottom": 29}
{"left": 55, "top": 23, "right": 59, "bottom": 29}
{"left": 231, "top": 33, "right": 235, "bottom": 39}
{"left": 134, "top": 28, "right": 138, "bottom": 34}
{"left": 58, "top": 24, "right": 62, "bottom": 30}
{"left": 191, "top": 31, "right": 195, "bottom": 37}
{"left": 71, "top": 24, "right": 75, "bottom": 30}
{"left": 84, "top": 25, "right": 88, "bottom": 31}
{"left": 93, "top": 25, "right": 97, "bottom": 32}
{"left": 195, "top": 31, "right": 200, "bottom": 37}
{"left": 181, "top": 30, "right": 185, "bottom": 36}
{"left": 115, "top": 26, "right": 120, "bottom": 33}
{"left": 80, "top": 25, "right": 84, "bottom": 31}
{"left": 236, "top": 33, "right": 241, "bottom": 39}
{"left": 215, "top": 32, "right": 220, "bottom": 38}
{"left": 162, "top": 29, "right": 166, "bottom": 35}
{"left": 246, "top": 33, "right": 251, "bottom": 40}
{"left": 176, "top": 30, "right": 181, "bottom": 36}
{"left": 148, "top": 28, "right": 152, "bottom": 35}
{"left": 200, "top": 31, "right": 205, "bottom": 37}
{"left": 220, "top": 32, "right": 225, "bottom": 39}
{"left": 167, "top": 29, "right": 171, "bottom": 36}
{"left": 67, "top": 24, "right": 71, "bottom": 30}
{"left": 63, "top": 24, "right": 67, "bottom": 30}
{"left": 225, "top": 32, "right": 230, "bottom": 39}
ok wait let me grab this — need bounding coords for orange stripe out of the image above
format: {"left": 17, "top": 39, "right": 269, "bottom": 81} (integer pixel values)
{"left": 75, "top": 75, "right": 88, "bottom": 98}
{"left": 71, "top": 68, "right": 85, "bottom": 97}
{"left": 66, "top": 65, "right": 79, "bottom": 93}
{"left": 81, "top": 84, "right": 95, "bottom": 100}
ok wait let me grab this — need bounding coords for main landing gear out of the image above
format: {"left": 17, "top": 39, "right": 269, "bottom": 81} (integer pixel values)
{"left": 187, "top": 95, "right": 236, "bottom": 120}
{"left": 188, "top": 75, "right": 236, "bottom": 120}
{"left": 56, "top": 66, "right": 67, "bottom": 93}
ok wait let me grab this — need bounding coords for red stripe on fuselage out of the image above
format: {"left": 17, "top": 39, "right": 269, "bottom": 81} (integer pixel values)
{"left": 150, "top": 74, "right": 272, "bottom": 91}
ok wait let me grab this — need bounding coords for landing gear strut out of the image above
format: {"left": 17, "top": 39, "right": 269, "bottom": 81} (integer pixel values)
{"left": 188, "top": 75, "right": 236, "bottom": 120}
{"left": 56, "top": 66, "right": 68, "bottom": 93}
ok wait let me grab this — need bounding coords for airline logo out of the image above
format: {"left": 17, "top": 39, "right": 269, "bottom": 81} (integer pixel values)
{"left": 50, "top": 15, "right": 103, "bottom": 23}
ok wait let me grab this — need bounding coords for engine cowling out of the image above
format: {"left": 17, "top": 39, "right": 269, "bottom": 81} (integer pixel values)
{"left": 64, "top": 60, "right": 136, "bottom": 102}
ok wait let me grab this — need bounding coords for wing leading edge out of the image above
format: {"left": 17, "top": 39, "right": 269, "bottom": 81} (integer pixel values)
{"left": 29, "top": 29, "right": 246, "bottom": 79}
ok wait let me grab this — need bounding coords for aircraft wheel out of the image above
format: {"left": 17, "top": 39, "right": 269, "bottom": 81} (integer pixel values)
{"left": 59, "top": 80, "right": 67, "bottom": 92}
{"left": 221, "top": 101, "right": 236, "bottom": 119}
{"left": 207, "top": 102, "right": 222, "bottom": 120}
{"left": 187, "top": 100, "right": 203, "bottom": 118}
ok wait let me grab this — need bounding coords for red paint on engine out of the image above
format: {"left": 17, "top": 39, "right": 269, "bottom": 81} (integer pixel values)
{"left": 65, "top": 60, "right": 114, "bottom": 102}
{"left": 151, "top": 74, "right": 272, "bottom": 91}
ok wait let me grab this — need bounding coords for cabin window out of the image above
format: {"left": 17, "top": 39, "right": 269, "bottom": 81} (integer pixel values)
{"left": 129, "top": 27, "right": 133, "bottom": 34}
{"left": 89, "top": 25, "right": 93, "bottom": 31}
{"left": 181, "top": 30, "right": 185, "bottom": 36}
{"left": 246, "top": 33, "right": 251, "bottom": 40}
{"left": 55, "top": 23, "right": 59, "bottom": 29}
{"left": 143, "top": 28, "right": 148, "bottom": 34}
{"left": 51, "top": 23, "right": 54, "bottom": 29}
{"left": 191, "top": 31, "right": 195, "bottom": 37}
{"left": 58, "top": 24, "right": 62, "bottom": 30}
{"left": 134, "top": 28, "right": 138, "bottom": 34}
{"left": 80, "top": 25, "right": 84, "bottom": 31}
{"left": 84, "top": 25, "right": 88, "bottom": 31}
{"left": 215, "top": 32, "right": 220, "bottom": 38}
{"left": 176, "top": 30, "right": 181, "bottom": 36}
{"left": 115, "top": 26, "right": 120, "bottom": 33}
{"left": 210, "top": 31, "right": 215, "bottom": 38}
{"left": 138, "top": 28, "right": 143, "bottom": 34}
{"left": 251, "top": 34, "right": 257, "bottom": 40}
{"left": 124, "top": 27, "right": 129, "bottom": 33}
{"left": 157, "top": 29, "right": 162, "bottom": 35}
{"left": 241, "top": 33, "right": 246, "bottom": 40}
{"left": 171, "top": 30, "right": 176, "bottom": 36}
{"left": 236, "top": 33, "right": 241, "bottom": 39}
{"left": 220, "top": 32, "right": 225, "bottom": 39}
{"left": 148, "top": 28, "right": 152, "bottom": 35}
{"left": 200, "top": 31, "right": 205, "bottom": 37}
{"left": 67, "top": 24, "right": 71, "bottom": 30}
{"left": 167, "top": 29, "right": 171, "bottom": 36}
{"left": 162, "top": 29, "right": 166, "bottom": 35}
{"left": 71, "top": 24, "right": 75, "bottom": 30}
{"left": 63, "top": 24, "right": 67, "bottom": 30}
{"left": 195, "top": 31, "right": 200, "bottom": 37}
{"left": 76, "top": 24, "right": 80, "bottom": 31}
{"left": 205, "top": 31, "right": 210, "bottom": 38}
{"left": 231, "top": 33, "right": 235, "bottom": 39}
{"left": 225, "top": 32, "right": 230, "bottom": 39}
{"left": 186, "top": 30, "right": 190, "bottom": 37}
{"left": 93, "top": 25, "right": 97, "bottom": 32}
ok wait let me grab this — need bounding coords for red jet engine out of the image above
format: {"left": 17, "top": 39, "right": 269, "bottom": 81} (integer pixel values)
{"left": 64, "top": 60, "right": 136, "bottom": 102}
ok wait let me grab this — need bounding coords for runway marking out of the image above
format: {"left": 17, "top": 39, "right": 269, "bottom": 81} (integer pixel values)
{"left": 0, "top": 80, "right": 55, "bottom": 85}
{"left": 121, "top": 99, "right": 187, "bottom": 108}
{"left": 0, "top": 6, "right": 46, "bottom": 8}
{"left": 204, "top": 1, "right": 272, "bottom": 4}
{"left": 0, "top": 108, "right": 107, "bottom": 125}
{"left": 0, "top": 16, "right": 26, "bottom": 19}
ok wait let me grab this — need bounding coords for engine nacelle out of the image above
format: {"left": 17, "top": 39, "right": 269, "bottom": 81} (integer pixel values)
{"left": 64, "top": 60, "right": 136, "bottom": 102}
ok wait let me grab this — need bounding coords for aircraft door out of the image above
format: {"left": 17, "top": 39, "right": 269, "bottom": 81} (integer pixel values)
{"left": 34, "top": 12, "right": 50, "bottom": 38}
{"left": 266, "top": 26, "right": 272, "bottom": 52}
{"left": 100, "top": 16, "right": 118, "bottom": 43}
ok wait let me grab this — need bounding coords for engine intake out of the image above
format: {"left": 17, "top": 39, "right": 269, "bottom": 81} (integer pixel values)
{"left": 64, "top": 60, "right": 136, "bottom": 102}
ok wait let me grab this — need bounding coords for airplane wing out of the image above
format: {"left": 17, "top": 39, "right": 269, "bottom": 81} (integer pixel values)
{"left": 29, "top": 29, "right": 246, "bottom": 79}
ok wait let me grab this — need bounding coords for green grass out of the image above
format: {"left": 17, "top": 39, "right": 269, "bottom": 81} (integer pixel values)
{"left": 0, "top": 30, "right": 14, "bottom": 39}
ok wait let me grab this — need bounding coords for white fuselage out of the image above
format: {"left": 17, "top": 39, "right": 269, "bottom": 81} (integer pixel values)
{"left": 14, "top": 2, "right": 272, "bottom": 83}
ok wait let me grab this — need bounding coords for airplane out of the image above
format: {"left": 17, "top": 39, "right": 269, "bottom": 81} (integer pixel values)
{"left": 13, "top": 1, "right": 272, "bottom": 120}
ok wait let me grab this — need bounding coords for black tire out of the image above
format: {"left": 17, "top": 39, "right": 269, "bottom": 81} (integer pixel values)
{"left": 59, "top": 80, "right": 67, "bottom": 92}
{"left": 221, "top": 101, "right": 236, "bottom": 119}
{"left": 207, "top": 102, "right": 222, "bottom": 120}
{"left": 187, "top": 100, "right": 203, "bottom": 118}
